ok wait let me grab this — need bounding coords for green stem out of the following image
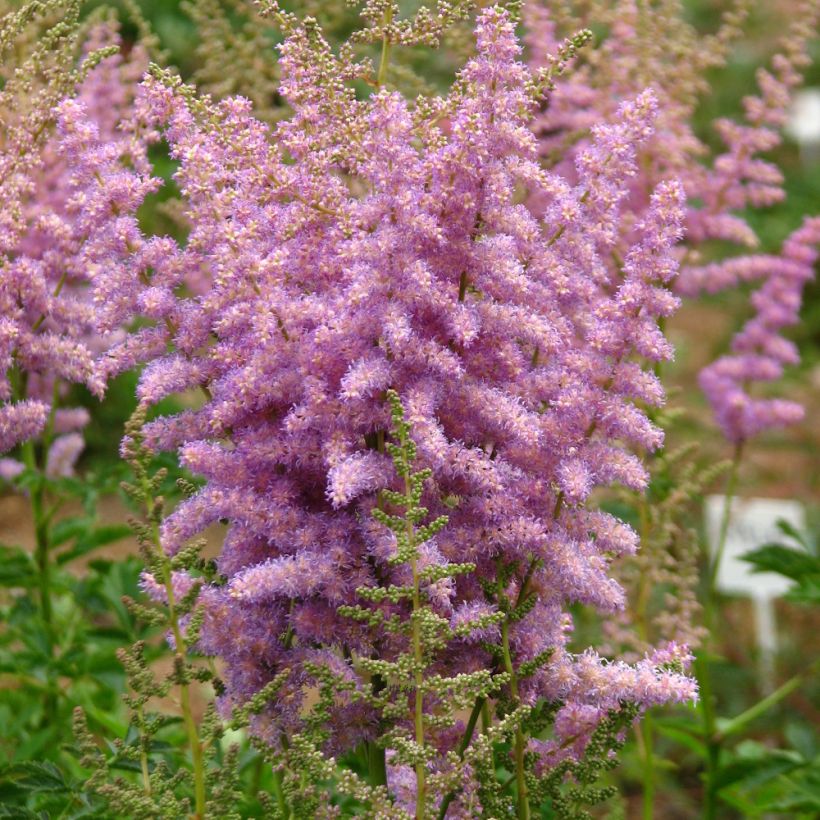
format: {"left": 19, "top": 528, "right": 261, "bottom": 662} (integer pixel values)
{"left": 409, "top": 517, "right": 426, "bottom": 818}
{"left": 22, "top": 436, "right": 58, "bottom": 724}
{"left": 137, "top": 703, "right": 152, "bottom": 797}
{"left": 652, "top": 316, "right": 667, "bottom": 385}
{"left": 367, "top": 666, "right": 387, "bottom": 786}
{"left": 249, "top": 755, "right": 263, "bottom": 798}
{"left": 22, "top": 441, "right": 51, "bottom": 632}
{"left": 164, "top": 572, "right": 206, "bottom": 818}
{"left": 141, "top": 475, "right": 206, "bottom": 819}
{"left": 458, "top": 270, "right": 468, "bottom": 302}
{"left": 641, "top": 711, "right": 655, "bottom": 820}
{"left": 272, "top": 767, "right": 288, "bottom": 818}
{"left": 481, "top": 699, "right": 491, "bottom": 733}
{"left": 696, "top": 648, "right": 719, "bottom": 820}
{"left": 707, "top": 442, "right": 743, "bottom": 593}
{"left": 13, "top": 265, "right": 70, "bottom": 721}
{"left": 714, "top": 660, "right": 819, "bottom": 743}
{"left": 367, "top": 738, "right": 388, "bottom": 788}
{"left": 699, "top": 442, "right": 743, "bottom": 819}
{"left": 635, "top": 495, "right": 655, "bottom": 819}
{"left": 397, "top": 419, "right": 426, "bottom": 818}
{"left": 501, "top": 618, "right": 529, "bottom": 820}
{"left": 458, "top": 697, "right": 484, "bottom": 757}
{"left": 376, "top": 6, "right": 393, "bottom": 87}
{"left": 436, "top": 697, "right": 486, "bottom": 819}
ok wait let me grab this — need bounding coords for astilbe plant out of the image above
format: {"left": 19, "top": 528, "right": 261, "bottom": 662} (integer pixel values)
{"left": 0, "top": 0, "right": 103, "bottom": 458}
{"left": 0, "top": 1, "right": 155, "bottom": 763}
{"left": 524, "top": 0, "right": 820, "bottom": 447}
{"left": 57, "top": 4, "right": 704, "bottom": 816}
{"left": 0, "top": 1, "right": 153, "bottom": 466}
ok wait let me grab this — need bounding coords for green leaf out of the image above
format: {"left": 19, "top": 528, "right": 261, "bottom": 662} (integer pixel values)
{"left": 775, "top": 519, "right": 809, "bottom": 549}
{"left": 0, "top": 545, "right": 35, "bottom": 588}
{"left": 654, "top": 714, "right": 707, "bottom": 736}
{"left": 49, "top": 517, "right": 91, "bottom": 549}
{"left": 765, "top": 768, "right": 820, "bottom": 812}
{"left": 654, "top": 722, "right": 707, "bottom": 759}
{"left": 0, "top": 761, "right": 68, "bottom": 793}
{"left": 713, "top": 748, "right": 803, "bottom": 792}
{"left": 83, "top": 704, "right": 128, "bottom": 738}
{"left": 11, "top": 727, "right": 59, "bottom": 763}
{"left": 785, "top": 577, "right": 820, "bottom": 605}
{"left": 56, "top": 523, "right": 132, "bottom": 565}
{"left": 785, "top": 722, "right": 817, "bottom": 761}
{"left": 741, "top": 544, "right": 818, "bottom": 581}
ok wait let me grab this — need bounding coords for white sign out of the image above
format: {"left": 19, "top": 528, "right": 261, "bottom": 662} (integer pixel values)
{"left": 705, "top": 496, "right": 805, "bottom": 599}
{"left": 786, "top": 88, "right": 820, "bottom": 146}
{"left": 704, "top": 496, "right": 806, "bottom": 690}
{"left": 786, "top": 88, "right": 820, "bottom": 166}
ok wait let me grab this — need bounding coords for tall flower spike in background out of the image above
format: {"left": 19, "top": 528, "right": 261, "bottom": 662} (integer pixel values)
{"left": 0, "top": 1, "right": 149, "bottom": 460}
{"left": 699, "top": 216, "right": 820, "bottom": 443}
{"left": 524, "top": 0, "right": 820, "bottom": 443}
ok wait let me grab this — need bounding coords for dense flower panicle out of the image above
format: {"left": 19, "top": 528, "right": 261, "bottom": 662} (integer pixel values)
{"left": 44, "top": 431, "right": 85, "bottom": 478}
{"left": 0, "top": 19, "right": 147, "bottom": 456}
{"left": 525, "top": 0, "right": 819, "bottom": 441}
{"left": 72, "top": 6, "right": 698, "bottom": 772}
{"left": 0, "top": 399, "right": 49, "bottom": 454}
{"left": 700, "top": 216, "right": 820, "bottom": 442}
{"left": 531, "top": 643, "right": 697, "bottom": 767}
{"left": 0, "top": 0, "right": 84, "bottom": 248}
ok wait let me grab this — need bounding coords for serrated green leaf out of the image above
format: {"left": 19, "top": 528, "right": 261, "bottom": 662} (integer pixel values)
{"left": 0, "top": 545, "right": 35, "bottom": 588}
{"left": 741, "top": 544, "right": 818, "bottom": 581}
{"left": 714, "top": 750, "right": 803, "bottom": 792}
{"left": 0, "top": 761, "right": 67, "bottom": 793}
{"left": 56, "top": 524, "right": 132, "bottom": 566}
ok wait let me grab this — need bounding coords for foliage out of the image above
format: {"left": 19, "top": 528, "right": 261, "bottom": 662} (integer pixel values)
{"left": 743, "top": 519, "right": 820, "bottom": 606}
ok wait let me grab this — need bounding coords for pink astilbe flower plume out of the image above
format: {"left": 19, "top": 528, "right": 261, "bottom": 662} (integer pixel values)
{"left": 65, "top": 4, "right": 696, "bottom": 786}
{"left": 700, "top": 216, "right": 820, "bottom": 443}
{"left": 525, "top": 0, "right": 819, "bottom": 443}
{"left": 0, "top": 16, "right": 148, "bottom": 460}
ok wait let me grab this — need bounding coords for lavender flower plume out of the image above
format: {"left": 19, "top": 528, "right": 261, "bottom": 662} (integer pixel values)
{"left": 66, "top": 4, "right": 696, "bottom": 781}
{"left": 699, "top": 217, "right": 820, "bottom": 443}
{"left": 525, "top": 0, "right": 819, "bottom": 442}
{"left": 0, "top": 14, "right": 148, "bottom": 455}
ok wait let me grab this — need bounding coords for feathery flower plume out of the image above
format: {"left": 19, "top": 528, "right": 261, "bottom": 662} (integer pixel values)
{"left": 64, "top": 4, "right": 696, "bottom": 807}
{"left": 525, "top": 0, "right": 819, "bottom": 442}
{"left": 0, "top": 5, "right": 148, "bottom": 457}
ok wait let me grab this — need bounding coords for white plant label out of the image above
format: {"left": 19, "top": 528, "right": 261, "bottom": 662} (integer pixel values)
{"left": 704, "top": 496, "right": 806, "bottom": 689}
